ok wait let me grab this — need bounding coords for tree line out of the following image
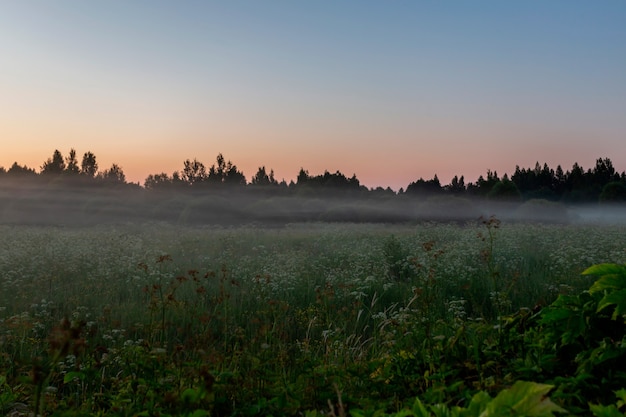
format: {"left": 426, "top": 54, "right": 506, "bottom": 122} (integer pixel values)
{"left": 2, "top": 149, "right": 126, "bottom": 184}
{"left": 2, "top": 149, "right": 626, "bottom": 202}
{"left": 405, "top": 158, "right": 626, "bottom": 202}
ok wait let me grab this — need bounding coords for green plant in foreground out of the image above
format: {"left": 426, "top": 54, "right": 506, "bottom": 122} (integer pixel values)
{"left": 587, "top": 263, "right": 626, "bottom": 320}
{"left": 537, "top": 263, "right": 626, "bottom": 411}
{"left": 589, "top": 389, "right": 626, "bottom": 417}
{"left": 339, "top": 381, "right": 565, "bottom": 417}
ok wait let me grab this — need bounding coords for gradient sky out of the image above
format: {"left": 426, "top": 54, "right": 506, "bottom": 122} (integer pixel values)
{"left": 1, "top": 1, "right": 625, "bottom": 190}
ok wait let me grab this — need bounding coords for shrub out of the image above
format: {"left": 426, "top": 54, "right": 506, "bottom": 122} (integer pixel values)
{"left": 513, "top": 199, "right": 571, "bottom": 223}
{"left": 488, "top": 179, "right": 522, "bottom": 201}
{"left": 600, "top": 181, "right": 626, "bottom": 202}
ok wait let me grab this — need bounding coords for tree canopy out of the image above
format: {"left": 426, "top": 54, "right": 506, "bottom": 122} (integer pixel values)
{"left": 1, "top": 149, "right": 625, "bottom": 204}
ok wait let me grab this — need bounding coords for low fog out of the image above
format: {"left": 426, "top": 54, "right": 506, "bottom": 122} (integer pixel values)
{"left": 1, "top": 180, "right": 625, "bottom": 227}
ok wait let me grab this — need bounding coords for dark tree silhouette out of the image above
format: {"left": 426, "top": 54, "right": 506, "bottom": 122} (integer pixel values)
{"left": 406, "top": 175, "right": 442, "bottom": 195}
{"left": 65, "top": 149, "right": 80, "bottom": 175}
{"left": 510, "top": 162, "right": 555, "bottom": 199}
{"left": 81, "top": 152, "right": 98, "bottom": 178}
{"left": 99, "top": 164, "right": 126, "bottom": 183}
{"left": 251, "top": 166, "right": 278, "bottom": 186}
{"left": 592, "top": 158, "right": 619, "bottom": 186}
{"left": 445, "top": 175, "right": 465, "bottom": 194}
{"left": 469, "top": 170, "right": 499, "bottom": 196}
{"left": 296, "top": 168, "right": 310, "bottom": 185}
{"left": 7, "top": 162, "right": 37, "bottom": 176}
{"left": 554, "top": 165, "right": 566, "bottom": 196}
{"left": 536, "top": 162, "right": 554, "bottom": 190}
{"left": 145, "top": 173, "right": 173, "bottom": 190}
{"left": 208, "top": 153, "right": 246, "bottom": 185}
{"left": 295, "top": 169, "right": 361, "bottom": 191}
{"left": 370, "top": 186, "right": 395, "bottom": 197}
{"left": 182, "top": 158, "right": 207, "bottom": 186}
{"left": 348, "top": 174, "right": 361, "bottom": 189}
{"left": 224, "top": 163, "right": 246, "bottom": 186}
{"left": 566, "top": 162, "right": 586, "bottom": 191}
{"left": 171, "top": 171, "right": 184, "bottom": 187}
{"left": 41, "top": 150, "right": 66, "bottom": 175}
{"left": 4, "top": 147, "right": 626, "bottom": 211}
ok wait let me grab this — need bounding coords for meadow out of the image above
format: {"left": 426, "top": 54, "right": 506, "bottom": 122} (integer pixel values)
{"left": 1, "top": 219, "right": 626, "bottom": 416}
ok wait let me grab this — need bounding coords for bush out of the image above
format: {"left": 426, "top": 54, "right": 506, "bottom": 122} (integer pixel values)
{"left": 600, "top": 181, "right": 626, "bottom": 202}
{"left": 513, "top": 199, "right": 571, "bottom": 223}
{"left": 488, "top": 179, "right": 522, "bottom": 201}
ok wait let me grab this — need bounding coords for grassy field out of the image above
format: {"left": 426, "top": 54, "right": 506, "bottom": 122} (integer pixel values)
{"left": 1, "top": 219, "right": 626, "bottom": 415}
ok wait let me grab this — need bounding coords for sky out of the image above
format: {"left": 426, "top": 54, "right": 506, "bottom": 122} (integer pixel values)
{"left": 1, "top": 1, "right": 625, "bottom": 190}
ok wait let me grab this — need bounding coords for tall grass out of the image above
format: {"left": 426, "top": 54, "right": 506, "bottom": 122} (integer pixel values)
{"left": 1, "top": 220, "right": 625, "bottom": 414}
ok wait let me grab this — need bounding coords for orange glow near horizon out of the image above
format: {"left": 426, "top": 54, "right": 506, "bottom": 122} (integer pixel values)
{"left": 1, "top": 2, "right": 625, "bottom": 190}
{"left": 1, "top": 123, "right": 617, "bottom": 192}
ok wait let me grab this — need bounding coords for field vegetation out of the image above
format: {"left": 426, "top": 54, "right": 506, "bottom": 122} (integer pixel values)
{"left": 1, "top": 219, "right": 626, "bottom": 415}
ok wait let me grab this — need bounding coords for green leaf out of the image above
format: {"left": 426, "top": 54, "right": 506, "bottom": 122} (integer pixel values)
{"left": 431, "top": 403, "right": 454, "bottom": 417}
{"left": 596, "top": 289, "right": 626, "bottom": 319}
{"left": 583, "top": 264, "right": 626, "bottom": 279}
{"left": 540, "top": 306, "right": 586, "bottom": 345}
{"left": 540, "top": 307, "right": 578, "bottom": 324}
{"left": 63, "top": 371, "right": 85, "bottom": 383}
{"left": 544, "top": 294, "right": 583, "bottom": 316}
{"left": 590, "top": 275, "right": 626, "bottom": 295}
{"left": 615, "top": 388, "right": 626, "bottom": 407}
{"left": 588, "top": 403, "right": 624, "bottom": 417}
{"left": 586, "top": 265, "right": 626, "bottom": 305}
{"left": 410, "top": 397, "right": 431, "bottom": 417}
{"left": 465, "top": 391, "right": 491, "bottom": 416}
{"left": 480, "top": 381, "right": 566, "bottom": 417}
{"left": 181, "top": 388, "right": 201, "bottom": 403}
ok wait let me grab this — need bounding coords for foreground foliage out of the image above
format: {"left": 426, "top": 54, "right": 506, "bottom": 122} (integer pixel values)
{"left": 1, "top": 221, "right": 626, "bottom": 415}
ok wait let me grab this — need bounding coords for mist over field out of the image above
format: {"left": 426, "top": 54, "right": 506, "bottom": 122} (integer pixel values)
{"left": 2, "top": 178, "right": 624, "bottom": 227}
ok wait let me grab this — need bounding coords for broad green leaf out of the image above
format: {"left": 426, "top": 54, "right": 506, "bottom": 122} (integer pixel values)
{"left": 540, "top": 307, "right": 586, "bottom": 345}
{"left": 615, "top": 388, "right": 626, "bottom": 407}
{"left": 596, "top": 289, "right": 626, "bottom": 319}
{"left": 410, "top": 397, "right": 431, "bottom": 417}
{"left": 431, "top": 403, "right": 456, "bottom": 417}
{"left": 181, "top": 387, "right": 201, "bottom": 403}
{"left": 540, "top": 308, "right": 577, "bottom": 324}
{"left": 586, "top": 264, "right": 626, "bottom": 305}
{"left": 480, "top": 381, "right": 566, "bottom": 417}
{"left": 63, "top": 371, "right": 85, "bottom": 383}
{"left": 545, "top": 295, "right": 582, "bottom": 312}
{"left": 465, "top": 391, "right": 491, "bottom": 416}
{"left": 590, "top": 275, "right": 626, "bottom": 295}
{"left": 588, "top": 403, "right": 623, "bottom": 417}
{"left": 583, "top": 264, "right": 626, "bottom": 279}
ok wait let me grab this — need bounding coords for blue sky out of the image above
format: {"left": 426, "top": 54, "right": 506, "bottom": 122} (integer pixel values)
{"left": 1, "top": 1, "right": 625, "bottom": 189}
